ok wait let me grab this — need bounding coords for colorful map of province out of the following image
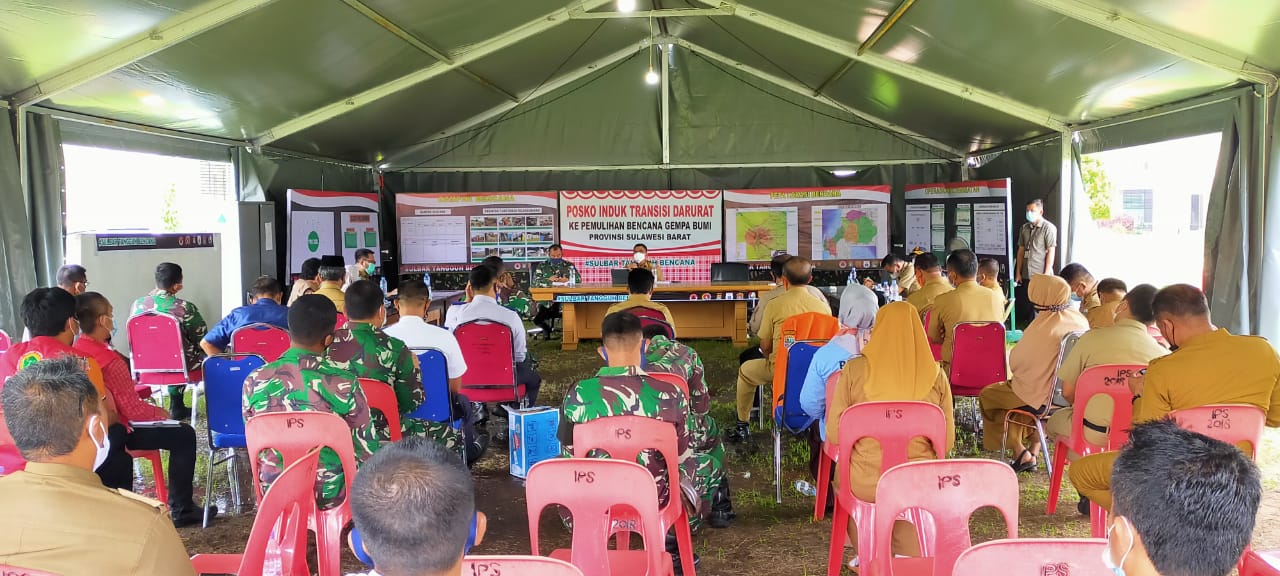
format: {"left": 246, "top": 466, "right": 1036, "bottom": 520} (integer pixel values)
{"left": 736, "top": 211, "right": 789, "bottom": 260}
{"left": 823, "top": 209, "right": 878, "bottom": 258}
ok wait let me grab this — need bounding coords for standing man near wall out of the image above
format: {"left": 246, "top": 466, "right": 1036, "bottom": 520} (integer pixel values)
{"left": 1015, "top": 199, "right": 1057, "bottom": 325}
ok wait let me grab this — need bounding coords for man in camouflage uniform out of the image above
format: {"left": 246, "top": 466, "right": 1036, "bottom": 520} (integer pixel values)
{"left": 531, "top": 244, "right": 580, "bottom": 337}
{"left": 242, "top": 295, "right": 379, "bottom": 508}
{"left": 131, "top": 262, "right": 207, "bottom": 420}
{"left": 327, "top": 280, "right": 462, "bottom": 455}
{"left": 642, "top": 326, "right": 735, "bottom": 529}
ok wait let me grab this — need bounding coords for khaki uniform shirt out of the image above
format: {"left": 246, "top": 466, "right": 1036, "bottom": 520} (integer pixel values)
{"left": 606, "top": 294, "right": 676, "bottom": 326}
{"left": 1017, "top": 220, "right": 1057, "bottom": 277}
{"left": 927, "top": 280, "right": 1005, "bottom": 364}
{"left": 749, "top": 284, "right": 828, "bottom": 336}
{"left": 314, "top": 280, "right": 346, "bottom": 314}
{"left": 896, "top": 261, "right": 920, "bottom": 297}
{"left": 288, "top": 279, "right": 317, "bottom": 306}
{"left": 1080, "top": 289, "right": 1102, "bottom": 316}
{"left": 1058, "top": 319, "right": 1168, "bottom": 429}
{"left": 1086, "top": 300, "right": 1121, "bottom": 329}
{"left": 0, "top": 463, "right": 195, "bottom": 575}
{"left": 759, "top": 287, "right": 833, "bottom": 363}
{"left": 1136, "top": 329, "right": 1280, "bottom": 426}
{"left": 905, "top": 276, "right": 953, "bottom": 318}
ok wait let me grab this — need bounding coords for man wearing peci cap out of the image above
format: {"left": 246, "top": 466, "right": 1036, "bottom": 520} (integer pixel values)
{"left": 315, "top": 255, "right": 348, "bottom": 314}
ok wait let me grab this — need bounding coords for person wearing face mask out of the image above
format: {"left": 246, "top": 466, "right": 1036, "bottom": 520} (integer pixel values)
{"left": 1103, "top": 420, "right": 1260, "bottom": 576}
{"left": 927, "top": 249, "right": 1005, "bottom": 373}
{"left": 1014, "top": 199, "right": 1057, "bottom": 325}
{"left": 904, "top": 252, "right": 953, "bottom": 320}
{"left": 531, "top": 244, "right": 580, "bottom": 338}
{"left": 1069, "top": 283, "right": 1280, "bottom": 513}
{"left": 345, "top": 248, "right": 378, "bottom": 290}
{"left": 20, "top": 265, "right": 92, "bottom": 342}
{"left": 131, "top": 262, "right": 208, "bottom": 420}
{"left": 625, "top": 243, "right": 664, "bottom": 282}
{"left": 73, "top": 292, "right": 211, "bottom": 526}
{"left": 1060, "top": 262, "right": 1103, "bottom": 315}
{"left": 200, "top": 275, "right": 290, "bottom": 356}
{"left": 0, "top": 357, "right": 196, "bottom": 575}
{"left": 243, "top": 294, "right": 380, "bottom": 508}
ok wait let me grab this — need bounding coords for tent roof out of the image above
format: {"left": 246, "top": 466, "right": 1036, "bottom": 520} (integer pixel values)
{"left": 3, "top": 0, "right": 1275, "bottom": 167}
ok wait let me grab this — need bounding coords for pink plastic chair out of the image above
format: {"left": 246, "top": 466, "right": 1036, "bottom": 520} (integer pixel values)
{"left": 631, "top": 308, "right": 676, "bottom": 339}
{"left": 646, "top": 371, "right": 690, "bottom": 395}
{"left": 1171, "top": 404, "right": 1266, "bottom": 459}
{"left": 827, "top": 401, "right": 949, "bottom": 576}
{"left": 232, "top": 323, "right": 290, "bottom": 363}
{"left": 463, "top": 556, "right": 586, "bottom": 576}
{"left": 358, "top": 378, "right": 403, "bottom": 442}
{"left": 0, "top": 411, "right": 26, "bottom": 476}
{"left": 952, "top": 538, "right": 1109, "bottom": 576}
{"left": 0, "top": 565, "right": 57, "bottom": 576}
{"left": 128, "top": 449, "right": 169, "bottom": 506}
{"left": 526, "top": 458, "right": 675, "bottom": 576}
{"left": 190, "top": 449, "right": 319, "bottom": 576}
{"left": 246, "top": 412, "right": 358, "bottom": 576}
{"left": 335, "top": 313, "right": 348, "bottom": 331}
{"left": 1242, "top": 550, "right": 1280, "bottom": 576}
{"left": 127, "top": 312, "right": 202, "bottom": 426}
{"left": 573, "top": 416, "right": 695, "bottom": 576}
{"left": 814, "top": 370, "right": 842, "bottom": 521}
{"left": 873, "top": 459, "right": 1020, "bottom": 576}
{"left": 0, "top": 329, "right": 10, "bottom": 354}
{"left": 1045, "top": 364, "right": 1145, "bottom": 538}
{"left": 455, "top": 320, "right": 525, "bottom": 404}
{"left": 922, "top": 311, "right": 942, "bottom": 362}
{"left": 948, "top": 322, "right": 1007, "bottom": 397}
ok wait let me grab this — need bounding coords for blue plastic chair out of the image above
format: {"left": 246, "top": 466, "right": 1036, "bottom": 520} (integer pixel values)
{"left": 409, "top": 349, "right": 465, "bottom": 430}
{"left": 202, "top": 353, "right": 266, "bottom": 528}
{"left": 773, "top": 341, "right": 824, "bottom": 503}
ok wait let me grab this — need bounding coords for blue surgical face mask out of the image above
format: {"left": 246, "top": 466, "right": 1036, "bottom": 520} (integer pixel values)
{"left": 1026, "top": 211, "right": 1039, "bottom": 223}
{"left": 1070, "top": 293, "right": 1083, "bottom": 303}
{"left": 549, "top": 257, "right": 564, "bottom": 264}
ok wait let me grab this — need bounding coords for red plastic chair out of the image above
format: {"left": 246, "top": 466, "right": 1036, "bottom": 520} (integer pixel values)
{"left": 462, "top": 556, "right": 585, "bottom": 576}
{"left": 0, "top": 565, "right": 57, "bottom": 576}
{"left": 922, "top": 311, "right": 942, "bottom": 362}
{"left": 573, "top": 416, "right": 695, "bottom": 576}
{"left": 334, "top": 313, "right": 348, "bottom": 331}
{"left": 630, "top": 307, "right": 676, "bottom": 339}
{"left": 455, "top": 320, "right": 525, "bottom": 404}
{"left": 952, "top": 538, "right": 1109, "bottom": 576}
{"left": 359, "top": 378, "right": 403, "bottom": 442}
{"left": 827, "top": 401, "right": 949, "bottom": 576}
{"left": 0, "top": 329, "right": 10, "bottom": 354}
{"left": 948, "top": 322, "right": 1007, "bottom": 435}
{"left": 873, "top": 459, "right": 1020, "bottom": 576}
{"left": 246, "top": 412, "right": 358, "bottom": 576}
{"left": 526, "top": 458, "right": 675, "bottom": 576}
{"left": 190, "top": 448, "right": 319, "bottom": 576}
{"left": 646, "top": 371, "right": 690, "bottom": 396}
{"left": 1045, "top": 364, "right": 1145, "bottom": 538}
{"left": 128, "top": 449, "right": 169, "bottom": 506}
{"left": 1243, "top": 550, "right": 1280, "bottom": 576}
{"left": 232, "top": 323, "right": 290, "bottom": 363}
{"left": 127, "top": 312, "right": 202, "bottom": 427}
{"left": 0, "top": 410, "right": 25, "bottom": 476}
{"left": 814, "top": 370, "right": 842, "bottom": 521}
{"left": 1171, "top": 404, "right": 1266, "bottom": 459}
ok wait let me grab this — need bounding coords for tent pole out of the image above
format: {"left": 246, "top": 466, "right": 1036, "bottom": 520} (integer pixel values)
{"left": 1059, "top": 130, "right": 1073, "bottom": 268}
{"left": 661, "top": 44, "right": 671, "bottom": 166}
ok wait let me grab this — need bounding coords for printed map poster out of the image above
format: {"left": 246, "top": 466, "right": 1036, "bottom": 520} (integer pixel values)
{"left": 724, "top": 187, "right": 891, "bottom": 270}
{"left": 395, "top": 192, "right": 558, "bottom": 273}
{"left": 287, "top": 189, "right": 379, "bottom": 275}
{"left": 559, "top": 190, "right": 722, "bottom": 283}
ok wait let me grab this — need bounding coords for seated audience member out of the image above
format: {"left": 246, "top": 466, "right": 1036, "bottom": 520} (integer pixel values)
{"left": 243, "top": 295, "right": 379, "bottom": 507}
{"left": 626, "top": 242, "right": 664, "bottom": 281}
{"left": 1060, "top": 262, "right": 1102, "bottom": 314}
{"left": 288, "top": 257, "right": 322, "bottom": 306}
{"left": 201, "top": 275, "right": 290, "bottom": 356}
{"left": 980, "top": 275, "right": 1088, "bottom": 471}
{"left": 315, "top": 255, "right": 348, "bottom": 313}
{"left": 132, "top": 262, "right": 207, "bottom": 420}
{"left": 977, "top": 257, "right": 1004, "bottom": 299}
{"left": 927, "top": 249, "right": 1005, "bottom": 371}
{"left": 828, "top": 301, "right": 954, "bottom": 563}
{"left": 733, "top": 257, "right": 831, "bottom": 443}
{"left": 743, "top": 254, "right": 828, "bottom": 366}
{"left": 531, "top": 243, "right": 580, "bottom": 338}
{"left": 74, "top": 292, "right": 211, "bottom": 526}
{"left": 1070, "top": 284, "right": 1280, "bottom": 512}
{"left": 606, "top": 268, "right": 675, "bottom": 325}
{"left": 0, "top": 357, "right": 195, "bottom": 575}
{"left": 445, "top": 264, "right": 542, "bottom": 407}
{"left": 1086, "top": 277, "right": 1127, "bottom": 329}
{"left": 382, "top": 279, "right": 486, "bottom": 463}
{"left": 348, "top": 438, "right": 487, "bottom": 576}
{"left": 800, "top": 284, "right": 878, "bottom": 441}
{"left": 862, "top": 252, "right": 918, "bottom": 298}
{"left": 345, "top": 248, "right": 377, "bottom": 291}
{"left": 642, "top": 324, "right": 735, "bottom": 529}
{"left": 1105, "top": 420, "right": 1261, "bottom": 576}
{"left": 19, "top": 264, "right": 92, "bottom": 342}
{"left": 481, "top": 255, "right": 518, "bottom": 305}
{"left": 904, "top": 252, "right": 952, "bottom": 318}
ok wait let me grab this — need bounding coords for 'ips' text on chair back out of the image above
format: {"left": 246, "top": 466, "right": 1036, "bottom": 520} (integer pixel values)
{"left": 873, "top": 459, "right": 1019, "bottom": 576}
{"left": 462, "top": 556, "right": 586, "bottom": 576}
{"left": 359, "top": 378, "right": 403, "bottom": 442}
{"left": 232, "top": 323, "right": 290, "bottom": 363}
{"left": 952, "top": 538, "right": 1109, "bottom": 576}
{"left": 455, "top": 320, "right": 523, "bottom": 404}
{"left": 1171, "top": 404, "right": 1266, "bottom": 459}
{"left": 948, "top": 322, "right": 1007, "bottom": 397}
{"left": 526, "top": 458, "right": 674, "bottom": 576}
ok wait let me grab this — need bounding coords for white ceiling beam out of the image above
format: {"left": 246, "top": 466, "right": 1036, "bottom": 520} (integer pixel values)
{"left": 382, "top": 41, "right": 650, "bottom": 168}
{"left": 1023, "top": 0, "right": 1277, "bottom": 88}
{"left": 9, "top": 0, "right": 277, "bottom": 108}
{"left": 675, "top": 39, "right": 965, "bottom": 158}
{"left": 401, "top": 158, "right": 950, "bottom": 173}
{"left": 731, "top": 2, "right": 1067, "bottom": 131}
{"left": 255, "top": 0, "right": 614, "bottom": 146}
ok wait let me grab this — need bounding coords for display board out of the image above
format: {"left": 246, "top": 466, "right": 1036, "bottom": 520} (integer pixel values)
{"left": 559, "top": 190, "right": 722, "bottom": 283}
{"left": 287, "top": 189, "right": 380, "bottom": 274}
{"left": 723, "top": 187, "right": 891, "bottom": 270}
{"left": 394, "top": 192, "right": 558, "bottom": 273}
{"left": 903, "top": 179, "right": 1014, "bottom": 287}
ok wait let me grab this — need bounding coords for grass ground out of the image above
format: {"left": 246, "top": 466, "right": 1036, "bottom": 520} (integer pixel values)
{"left": 176, "top": 337, "right": 1280, "bottom": 575}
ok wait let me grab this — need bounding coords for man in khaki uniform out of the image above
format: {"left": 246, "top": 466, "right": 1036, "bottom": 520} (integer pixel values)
{"left": 863, "top": 253, "right": 919, "bottom": 298}
{"left": 928, "top": 249, "right": 1005, "bottom": 370}
{"left": 1085, "top": 278, "right": 1127, "bottom": 329}
{"left": 606, "top": 268, "right": 675, "bottom": 326}
{"left": 732, "top": 257, "right": 831, "bottom": 442}
{"left": 0, "top": 357, "right": 195, "bottom": 575}
{"left": 748, "top": 253, "right": 827, "bottom": 337}
{"left": 905, "top": 252, "right": 952, "bottom": 320}
{"left": 315, "top": 255, "right": 348, "bottom": 314}
{"left": 1060, "top": 263, "right": 1102, "bottom": 315}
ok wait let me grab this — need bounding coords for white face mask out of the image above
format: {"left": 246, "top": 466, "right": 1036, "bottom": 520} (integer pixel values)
{"left": 1101, "top": 518, "right": 1133, "bottom": 576}
{"left": 89, "top": 414, "right": 111, "bottom": 471}
{"left": 633, "top": 252, "right": 646, "bottom": 263}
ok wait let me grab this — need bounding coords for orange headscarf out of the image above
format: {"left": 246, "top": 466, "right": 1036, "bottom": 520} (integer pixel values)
{"left": 861, "top": 301, "right": 938, "bottom": 401}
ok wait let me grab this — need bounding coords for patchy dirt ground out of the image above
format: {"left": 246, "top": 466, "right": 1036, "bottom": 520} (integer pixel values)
{"left": 177, "top": 337, "right": 1280, "bottom": 575}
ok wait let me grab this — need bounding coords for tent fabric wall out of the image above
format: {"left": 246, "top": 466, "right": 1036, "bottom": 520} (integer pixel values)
{"left": 0, "top": 112, "right": 39, "bottom": 337}
{"left": 974, "top": 138, "right": 1066, "bottom": 268}
{"left": 1260, "top": 96, "right": 1280, "bottom": 345}
{"left": 26, "top": 114, "right": 64, "bottom": 288}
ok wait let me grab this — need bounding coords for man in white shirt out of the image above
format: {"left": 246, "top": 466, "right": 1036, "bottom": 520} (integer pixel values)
{"left": 446, "top": 265, "right": 542, "bottom": 407}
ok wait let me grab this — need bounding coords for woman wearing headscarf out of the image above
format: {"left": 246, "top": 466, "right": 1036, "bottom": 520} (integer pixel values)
{"left": 799, "top": 284, "right": 879, "bottom": 439}
{"left": 828, "top": 301, "right": 955, "bottom": 562}
{"left": 979, "top": 274, "right": 1088, "bottom": 471}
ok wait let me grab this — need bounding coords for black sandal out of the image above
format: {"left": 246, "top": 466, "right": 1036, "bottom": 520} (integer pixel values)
{"left": 1010, "top": 449, "right": 1038, "bottom": 473}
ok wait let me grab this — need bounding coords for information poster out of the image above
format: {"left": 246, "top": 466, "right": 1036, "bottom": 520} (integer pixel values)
{"left": 974, "top": 203, "right": 1009, "bottom": 255}
{"left": 904, "top": 179, "right": 1012, "bottom": 266}
{"left": 724, "top": 187, "right": 890, "bottom": 269}
{"left": 287, "top": 189, "right": 379, "bottom": 274}
{"left": 395, "top": 192, "right": 558, "bottom": 273}
{"left": 905, "top": 204, "right": 931, "bottom": 253}
{"left": 559, "top": 190, "right": 722, "bottom": 283}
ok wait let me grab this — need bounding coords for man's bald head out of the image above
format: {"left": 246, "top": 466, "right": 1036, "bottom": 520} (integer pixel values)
{"left": 783, "top": 257, "right": 813, "bottom": 286}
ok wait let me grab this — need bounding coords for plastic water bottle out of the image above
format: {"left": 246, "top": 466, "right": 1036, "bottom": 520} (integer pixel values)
{"left": 847, "top": 268, "right": 856, "bottom": 286}
{"left": 794, "top": 480, "right": 818, "bottom": 497}
{"left": 379, "top": 276, "right": 388, "bottom": 295}
{"left": 889, "top": 277, "right": 900, "bottom": 301}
